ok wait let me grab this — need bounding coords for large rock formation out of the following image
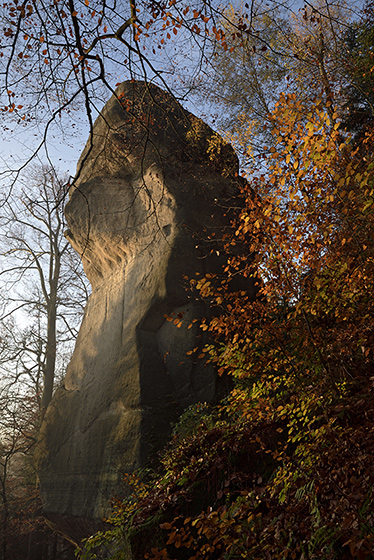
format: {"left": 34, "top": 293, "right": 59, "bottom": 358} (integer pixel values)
{"left": 35, "top": 81, "right": 249, "bottom": 540}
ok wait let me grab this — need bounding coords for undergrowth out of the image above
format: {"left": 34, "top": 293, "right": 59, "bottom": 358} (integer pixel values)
{"left": 75, "top": 373, "right": 374, "bottom": 560}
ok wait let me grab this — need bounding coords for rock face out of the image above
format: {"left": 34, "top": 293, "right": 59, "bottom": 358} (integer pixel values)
{"left": 35, "top": 81, "right": 248, "bottom": 539}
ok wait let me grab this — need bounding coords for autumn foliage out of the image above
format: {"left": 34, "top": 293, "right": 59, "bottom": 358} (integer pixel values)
{"left": 69, "top": 2, "right": 374, "bottom": 559}
{"left": 75, "top": 72, "right": 374, "bottom": 559}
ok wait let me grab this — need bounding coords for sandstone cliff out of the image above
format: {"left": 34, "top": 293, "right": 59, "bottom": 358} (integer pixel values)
{"left": 35, "top": 81, "right": 249, "bottom": 540}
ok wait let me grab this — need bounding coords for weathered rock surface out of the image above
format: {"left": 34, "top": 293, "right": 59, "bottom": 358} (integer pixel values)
{"left": 35, "top": 81, "right": 249, "bottom": 539}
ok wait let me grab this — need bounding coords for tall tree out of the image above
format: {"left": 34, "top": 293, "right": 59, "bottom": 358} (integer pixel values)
{"left": 340, "top": 0, "right": 374, "bottom": 137}
{"left": 0, "top": 166, "right": 87, "bottom": 558}
{"left": 189, "top": 0, "right": 363, "bottom": 161}
{"left": 0, "top": 165, "right": 89, "bottom": 411}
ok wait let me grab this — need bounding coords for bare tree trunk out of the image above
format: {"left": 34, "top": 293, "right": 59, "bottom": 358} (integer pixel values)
{"left": 41, "top": 299, "right": 57, "bottom": 411}
{"left": 41, "top": 254, "right": 60, "bottom": 411}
